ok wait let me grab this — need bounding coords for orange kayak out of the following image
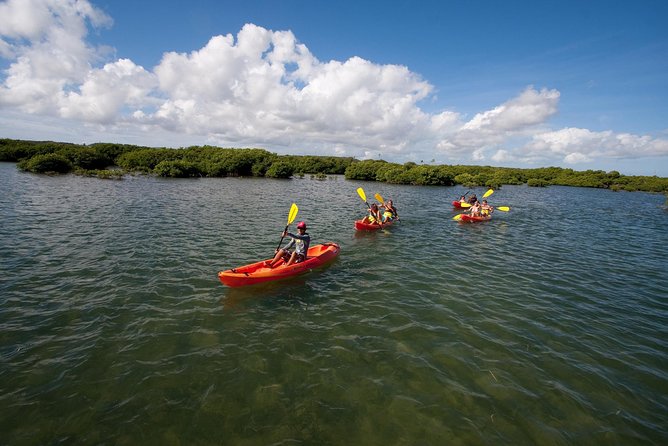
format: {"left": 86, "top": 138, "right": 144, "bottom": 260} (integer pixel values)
{"left": 459, "top": 214, "right": 491, "bottom": 223}
{"left": 218, "top": 242, "right": 340, "bottom": 287}
{"left": 354, "top": 219, "right": 395, "bottom": 231}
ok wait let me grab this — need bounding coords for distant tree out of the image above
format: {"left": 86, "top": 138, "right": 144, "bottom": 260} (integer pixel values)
{"left": 18, "top": 153, "right": 73, "bottom": 174}
{"left": 265, "top": 161, "right": 295, "bottom": 178}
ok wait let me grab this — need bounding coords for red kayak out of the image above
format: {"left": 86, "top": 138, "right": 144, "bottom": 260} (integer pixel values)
{"left": 218, "top": 243, "right": 340, "bottom": 287}
{"left": 452, "top": 200, "right": 467, "bottom": 209}
{"left": 354, "top": 218, "right": 395, "bottom": 231}
{"left": 459, "top": 214, "right": 492, "bottom": 223}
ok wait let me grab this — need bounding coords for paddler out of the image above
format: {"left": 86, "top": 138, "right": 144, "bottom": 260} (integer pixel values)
{"left": 468, "top": 200, "right": 482, "bottom": 217}
{"left": 363, "top": 203, "right": 383, "bottom": 225}
{"left": 380, "top": 199, "right": 399, "bottom": 222}
{"left": 481, "top": 200, "right": 494, "bottom": 216}
{"left": 267, "top": 221, "right": 311, "bottom": 268}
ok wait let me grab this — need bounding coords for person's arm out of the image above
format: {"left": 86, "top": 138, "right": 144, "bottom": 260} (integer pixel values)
{"left": 282, "top": 237, "right": 295, "bottom": 251}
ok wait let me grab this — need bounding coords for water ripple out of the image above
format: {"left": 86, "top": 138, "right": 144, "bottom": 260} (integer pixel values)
{"left": 1, "top": 166, "right": 667, "bottom": 444}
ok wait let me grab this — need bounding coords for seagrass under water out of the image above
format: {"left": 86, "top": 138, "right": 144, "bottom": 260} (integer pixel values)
{"left": 1, "top": 162, "right": 666, "bottom": 445}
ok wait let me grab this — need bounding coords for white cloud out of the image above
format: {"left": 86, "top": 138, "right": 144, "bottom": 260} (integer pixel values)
{"left": 564, "top": 152, "right": 591, "bottom": 164}
{"left": 491, "top": 149, "right": 513, "bottom": 163}
{"left": 462, "top": 87, "right": 560, "bottom": 132}
{"left": 0, "top": 0, "right": 112, "bottom": 114}
{"left": 0, "top": 1, "right": 666, "bottom": 173}
{"left": 60, "top": 58, "right": 157, "bottom": 123}
{"left": 521, "top": 128, "right": 668, "bottom": 165}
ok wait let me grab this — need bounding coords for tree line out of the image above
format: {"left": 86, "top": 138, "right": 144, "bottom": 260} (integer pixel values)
{"left": 1, "top": 138, "right": 666, "bottom": 193}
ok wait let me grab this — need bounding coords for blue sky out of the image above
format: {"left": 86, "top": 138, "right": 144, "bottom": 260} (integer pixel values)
{"left": 1, "top": 0, "right": 667, "bottom": 175}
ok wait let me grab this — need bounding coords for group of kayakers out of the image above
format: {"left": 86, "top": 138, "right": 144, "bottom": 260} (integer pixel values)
{"left": 267, "top": 195, "right": 399, "bottom": 269}
{"left": 458, "top": 193, "right": 494, "bottom": 217}
{"left": 270, "top": 189, "right": 501, "bottom": 268}
{"left": 361, "top": 199, "right": 399, "bottom": 225}
{"left": 220, "top": 188, "right": 510, "bottom": 286}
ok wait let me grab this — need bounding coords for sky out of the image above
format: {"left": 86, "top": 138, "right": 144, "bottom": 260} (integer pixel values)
{"left": 1, "top": 0, "right": 667, "bottom": 176}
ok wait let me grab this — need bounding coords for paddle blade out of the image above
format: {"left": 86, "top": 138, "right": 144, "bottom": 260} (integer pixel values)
{"left": 452, "top": 214, "right": 464, "bottom": 221}
{"left": 460, "top": 202, "right": 472, "bottom": 208}
{"left": 356, "top": 187, "right": 367, "bottom": 202}
{"left": 496, "top": 206, "right": 510, "bottom": 212}
{"left": 287, "top": 203, "right": 299, "bottom": 224}
{"left": 483, "top": 189, "right": 494, "bottom": 198}
{"left": 374, "top": 193, "right": 384, "bottom": 204}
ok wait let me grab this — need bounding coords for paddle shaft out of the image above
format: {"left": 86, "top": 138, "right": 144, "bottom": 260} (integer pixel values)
{"left": 275, "top": 224, "right": 289, "bottom": 251}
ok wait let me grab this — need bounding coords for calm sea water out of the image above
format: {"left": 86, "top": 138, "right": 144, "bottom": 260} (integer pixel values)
{"left": 1, "top": 161, "right": 666, "bottom": 445}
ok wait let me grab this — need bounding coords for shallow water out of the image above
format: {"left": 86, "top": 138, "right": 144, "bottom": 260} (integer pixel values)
{"left": 1, "top": 162, "right": 667, "bottom": 445}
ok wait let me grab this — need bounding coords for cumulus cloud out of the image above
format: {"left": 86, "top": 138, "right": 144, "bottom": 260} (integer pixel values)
{"left": 519, "top": 128, "right": 668, "bottom": 165}
{"left": 0, "top": 0, "right": 667, "bottom": 171}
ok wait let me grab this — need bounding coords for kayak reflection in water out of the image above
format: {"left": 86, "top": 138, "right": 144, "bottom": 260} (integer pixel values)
{"left": 266, "top": 221, "right": 311, "bottom": 268}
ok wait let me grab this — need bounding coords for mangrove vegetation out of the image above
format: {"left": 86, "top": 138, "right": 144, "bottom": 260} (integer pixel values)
{"left": 1, "top": 138, "right": 666, "bottom": 193}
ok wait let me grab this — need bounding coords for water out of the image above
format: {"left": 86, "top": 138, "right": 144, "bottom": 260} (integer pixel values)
{"left": 1, "top": 162, "right": 666, "bottom": 445}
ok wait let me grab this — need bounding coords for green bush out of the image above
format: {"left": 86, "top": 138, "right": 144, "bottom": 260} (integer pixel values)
{"left": 527, "top": 178, "right": 549, "bottom": 187}
{"left": 117, "top": 148, "right": 179, "bottom": 172}
{"left": 58, "top": 146, "right": 110, "bottom": 170}
{"left": 18, "top": 153, "right": 73, "bottom": 173}
{"left": 153, "top": 160, "right": 201, "bottom": 177}
{"left": 454, "top": 173, "right": 477, "bottom": 187}
{"left": 345, "top": 160, "right": 387, "bottom": 181}
{"left": 265, "top": 161, "right": 295, "bottom": 178}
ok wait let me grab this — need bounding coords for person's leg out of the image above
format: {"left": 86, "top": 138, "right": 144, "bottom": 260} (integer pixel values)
{"left": 267, "top": 249, "right": 285, "bottom": 267}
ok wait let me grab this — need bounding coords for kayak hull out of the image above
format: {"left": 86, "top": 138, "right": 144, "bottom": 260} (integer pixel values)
{"left": 459, "top": 214, "right": 492, "bottom": 223}
{"left": 354, "top": 219, "right": 395, "bottom": 231}
{"left": 218, "top": 242, "right": 340, "bottom": 287}
{"left": 452, "top": 200, "right": 465, "bottom": 209}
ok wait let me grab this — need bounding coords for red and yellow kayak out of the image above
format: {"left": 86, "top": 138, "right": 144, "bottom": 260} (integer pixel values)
{"left": 218, "top": 242, "right": 340, "bottom": 287}
{"left": 354, "top": 218, "right": 395, "bottom": 231}
{"left": 452, "top": 200, "right": 467, "bottom": 209}
{"left": 459, "top": 214, "right": 492, "bottom": 223}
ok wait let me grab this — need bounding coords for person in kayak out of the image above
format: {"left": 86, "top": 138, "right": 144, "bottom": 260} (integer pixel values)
{"left": 380, "top": 199, "right": 399, "bottom": 222}
{"left": 267, "top": 221, "right": 311, "bottom": 268}
{"left": 468, "top": 200, "right": 482, "bottom": 217}
{"left": 481, "top": 200, "right": 494, "bottom": 216}
{"left": 459, "top": 195, "right": 467, "bottom": 204}
{"left": 468, "top": 194, "right": 478, "bottom": 205}
{"left": 363, "top": 203, "right": 383, "bottom": 225}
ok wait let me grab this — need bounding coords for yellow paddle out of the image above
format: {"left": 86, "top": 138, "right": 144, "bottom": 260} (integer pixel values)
{"left": 276, "top": 203, "right": 299, "bottom": 251}
{"left": 459, "top": 202, "right": 472, "bottom": 208}
{"left": 357, "top": 187, "right": 382, "bottom": 228}
{"left": 452, "top": 213, "right": 464, "bottom": 221}
{"left": 482, "top": 188, "right": 494, "bottom": 198}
